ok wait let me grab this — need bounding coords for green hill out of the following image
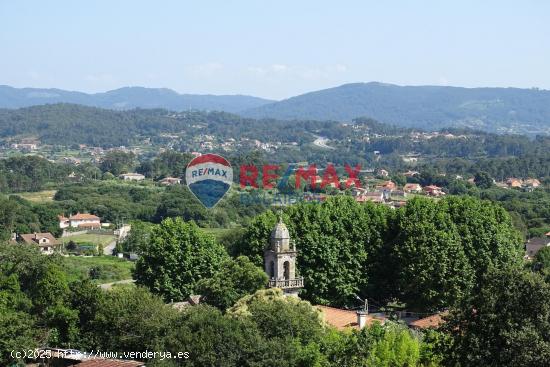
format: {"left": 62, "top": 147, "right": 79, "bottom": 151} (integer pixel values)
{"left": 243, "top": 82, "right": 550, "bottom": 135}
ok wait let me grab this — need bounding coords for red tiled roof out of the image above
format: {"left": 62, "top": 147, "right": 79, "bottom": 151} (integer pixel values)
{"left": 77, "top": 360, "right": 145, "bottom": 367}
{"left": 409, "top": 312, "right": 447, "bottom": 329}
{"left": 424, "top": 185, "right": 442, "bottom": 190}
{"left": 19, "top": 233, "right": 59, "bottom": 246}
{"left": 316, "top": 305, "right": 384, "bottom": 330}
{"left": 403, "top": 183, "right": 421, "bottom": 191}
{"left": 70, "top": 213, "right": 100, "bottom": 220}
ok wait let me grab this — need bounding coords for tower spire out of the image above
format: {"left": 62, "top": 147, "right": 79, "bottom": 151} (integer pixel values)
{"left": 264, "top": 216, "right": 304, "bottom": 297}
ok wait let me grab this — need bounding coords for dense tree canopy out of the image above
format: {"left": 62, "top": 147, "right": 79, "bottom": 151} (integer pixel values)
{"left": 197, "top": 256, "right": 267, "bottom": 310}
{"left": 135, "top": 217, "right": 229, "bottom": 301}
{"left": 444, "top": 267, "right": 550, "bottom": 366}
{"left": 238, "top": 196, "right": 522, "bottom": 310}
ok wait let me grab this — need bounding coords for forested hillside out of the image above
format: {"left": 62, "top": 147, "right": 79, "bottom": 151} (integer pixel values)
{"left": 0, "top": 104, "right": 314, "bottom": 147}
{"left": 243, "top": 82, "right": 550, "bottom": 135}
{"left": 0, "top": 85, "right": 273, "bottom": 112}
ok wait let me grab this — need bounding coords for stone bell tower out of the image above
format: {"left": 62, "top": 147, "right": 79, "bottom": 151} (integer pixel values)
{"left": 264, "top": 216, "right": 304, "bottom": 297}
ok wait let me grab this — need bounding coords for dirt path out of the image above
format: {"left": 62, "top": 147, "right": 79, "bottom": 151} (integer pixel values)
{"left": 99, "top": 279, "right": 135, "bottom": 290}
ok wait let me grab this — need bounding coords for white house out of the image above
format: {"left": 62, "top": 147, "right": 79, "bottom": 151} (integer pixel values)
{"left": 67, "top": 213, "right": 101, "bottom": 229}
{"left": 119, "top": 173, "right": 145, "bottom": 181}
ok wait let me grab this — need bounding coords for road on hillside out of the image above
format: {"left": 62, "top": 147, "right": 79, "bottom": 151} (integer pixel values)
{"left": 312, "top": 136, "right": 336, "bottom": 150}
{"left": 103, "top": 239, "right": 117, "bottom": 255}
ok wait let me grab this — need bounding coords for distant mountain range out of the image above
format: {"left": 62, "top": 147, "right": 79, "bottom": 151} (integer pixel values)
{"left": 242, "top": 82, "right": 550, "bottom": 135}
{"left": 2, "top": 83, "right": 550, "bottom": 135}
{"left": 0, "top": 85, "right": 273, "bottom": 113}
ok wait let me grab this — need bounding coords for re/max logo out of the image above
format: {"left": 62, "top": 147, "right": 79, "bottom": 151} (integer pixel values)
{"left": 191, "top": 167, "right": 229, "bottom": 178}
{"left": 239, "top": 164, "right": 362, "bottom": 190}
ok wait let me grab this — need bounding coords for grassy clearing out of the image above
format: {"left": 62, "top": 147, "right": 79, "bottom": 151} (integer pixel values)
{"left": 61, "top": 255, "right": 135, "bottom": 284}
{"left": 62, "top": 233, "right": 115, "bottom": 246}
{"left": 14, "top": 190, "right": 57, "bottom": 203}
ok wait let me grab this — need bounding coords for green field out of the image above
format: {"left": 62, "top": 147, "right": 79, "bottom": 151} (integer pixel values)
{"left": 63, "top": 233, "right": 116, "bottom": 246}
{"left": 14, "top": 190, "right": 57, "bottom": 203}
{"left": 61, "top": 256, "right": 135, "bottom": 284}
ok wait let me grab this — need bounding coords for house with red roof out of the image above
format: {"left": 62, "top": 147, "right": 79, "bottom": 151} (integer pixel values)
{"left": 316, "top": 305, "right": 385, "bottom": 330}
{"left": 377, "top": 180, "right": 397, "bottom": 191}
{"left": 424, "top": 185, "right": 445, "bottom": 197}
{"left": 60, "top": 212, "right": 102, "bottom": 229}
{"left": 18, "top": 232, "right": 60, "bottom": 254}
{"left": 403, "top": 183, "right": 422, "bottom": 193}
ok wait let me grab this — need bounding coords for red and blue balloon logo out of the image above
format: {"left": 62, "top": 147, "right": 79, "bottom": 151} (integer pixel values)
{"left": 185, "top": 154, "right": 233, "bottom": 208}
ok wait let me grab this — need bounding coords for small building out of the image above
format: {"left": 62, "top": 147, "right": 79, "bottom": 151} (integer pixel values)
{"left": 68, "top": 213, "right": 101, "bottom": 229}
{"left": 525, "top": 235, "right": 550, "bottom": 259}
{"left": 402, "top": 170, "right": 420, "bottom": 177}
{"left": 523, "top": 178, "right": 540, "bottom": 188}
{"left": 424, "top": 185, "right": 445, "bottom": 197}
{"left": 378, "top": 169, "right": 389, "bottom": 177}
{"left": 506, "top": 178, "right": 522, "bottom": 188}
{"left": 351, "top": 187, "right": 368, "bottom": 197}
{"left": 159, "top": 177, "right": 182, "bottom": 185}
{"left": 391, "top": 190, "right": 408, "bottom": 198}
{"left": 58, "top": 215, "right": 70, "bottom": 229}
{"left": 403, "top": 183, "right": 422, "bottom": 193}
{"left": 355, "top": 192, "right": 384, "bottom": 203}
{"left": 119, "top": 173, "right": 145, "bottom": 181}
{"left": 11, "top": 142, "right": 38, "bottom": 150}
{"left": 377, "top": 180, "right": 396, "bottom": 191}
{"left": 18, "top": 232, "right": 59, "bottom": 254}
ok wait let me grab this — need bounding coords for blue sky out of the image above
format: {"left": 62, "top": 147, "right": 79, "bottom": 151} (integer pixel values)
{"left": 1, "top": 0, "right": 548, "bottom": 99}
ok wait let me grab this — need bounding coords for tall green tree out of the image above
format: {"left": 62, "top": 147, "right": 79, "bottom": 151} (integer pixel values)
{"left": 388, "top": 199, "right": 473, "bottom": 311}
{"left": 197, "top": 256, "right": 267, "bottom": 310}
{"left": 444, "top": 267, "right": 550, "bottom": 366}
{"left": 135, "top": 218, "right": 228, "bottom": 301}
{"left": 100, "top": 150, "right": 136, "bottom": 175}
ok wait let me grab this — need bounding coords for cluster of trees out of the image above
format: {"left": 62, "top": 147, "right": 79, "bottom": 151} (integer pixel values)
{"left": 136, "top": 150, "right": 193, "bottom": 179}
{"left": 3, "top": 194, "right": 550, "bottom": 366}
{"left": 0, "top": 242, "right": 439, "bottom": 367}
{"left": 133, "top": 195, "right": 522, "bottom": 312}
{"left": 0, "top": 155, "right": 95, "bottom": 193}
{"left": 232, "top": 196, "right": 522, "bottom": 311}
{"left": 0, "top": 195, "right": 61, "bottom": 240}
{"left": 0, "top": 104, "right": 319, "bottom": 147}
{"left": 54, "top": 181, "right": 267, "bottom": 227}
